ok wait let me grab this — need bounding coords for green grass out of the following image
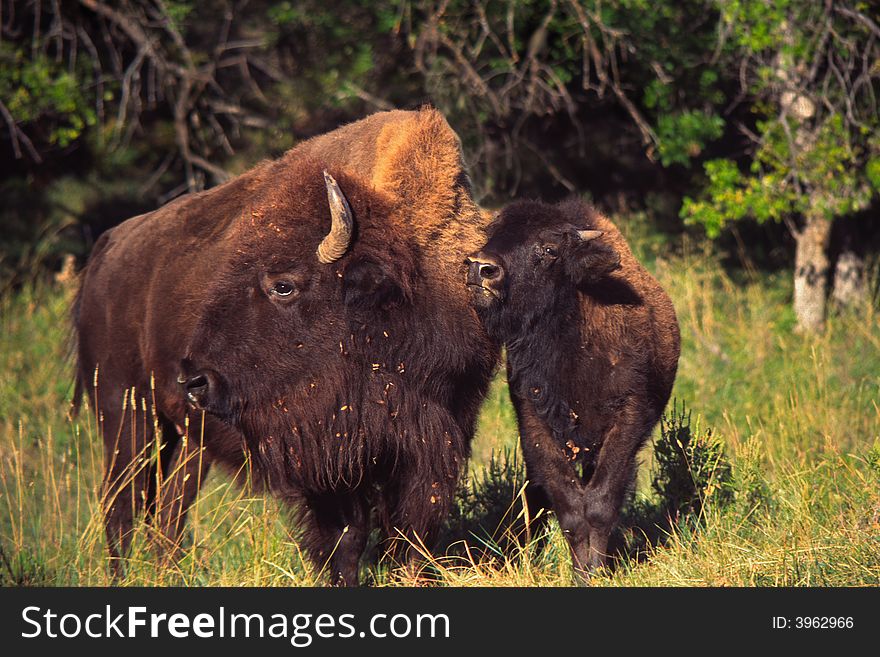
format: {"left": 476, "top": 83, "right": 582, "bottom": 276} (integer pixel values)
{"left": 1, "top": 222, "right": 879, "bottom": 586}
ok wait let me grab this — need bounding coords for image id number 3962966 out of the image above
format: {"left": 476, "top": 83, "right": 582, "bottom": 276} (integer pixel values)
{"left": 773, "top": 617, "right": 854, "bottom": 629}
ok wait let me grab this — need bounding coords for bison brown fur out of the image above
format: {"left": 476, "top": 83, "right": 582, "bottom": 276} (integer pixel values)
{"left": 466, "top": 198, "right": 680, "bottom": 582}
{"left": 73, "top": 108, "right": 498, "bottom": 585}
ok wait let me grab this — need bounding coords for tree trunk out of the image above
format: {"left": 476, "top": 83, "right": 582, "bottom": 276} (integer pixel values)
{"left": 832, "top": 247, "right": 867, "bottom": 308}
{"left": 793, "top": 211, "right": 832, "bottom": 332}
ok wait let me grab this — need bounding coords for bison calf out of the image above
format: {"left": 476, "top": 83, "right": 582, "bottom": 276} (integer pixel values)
{"left": 466, "top": 199, "right": 680, "bottom": 582}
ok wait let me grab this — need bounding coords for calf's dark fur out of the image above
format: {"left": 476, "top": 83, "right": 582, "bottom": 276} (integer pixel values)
{"left": 467, "top": 199, "right": 680, "bottom": 581}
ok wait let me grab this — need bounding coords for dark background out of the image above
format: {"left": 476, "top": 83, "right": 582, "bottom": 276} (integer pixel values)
{"left": 2, "top": 1, "right": 878, "bottom": 320}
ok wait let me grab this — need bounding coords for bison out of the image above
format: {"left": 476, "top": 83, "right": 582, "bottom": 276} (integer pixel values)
{"left": 73, "top": 108, "right": 498, "bottom": 585}
{"left": 466, "top": 198, "right": 680, "bottom": 582}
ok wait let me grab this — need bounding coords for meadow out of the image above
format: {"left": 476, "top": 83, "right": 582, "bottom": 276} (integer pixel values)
{"left": 1, "top": 217, "right": 878, "bottom": 587}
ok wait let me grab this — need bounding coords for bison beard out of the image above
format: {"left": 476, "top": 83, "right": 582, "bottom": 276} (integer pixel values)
{"left": 467, "top": 199, "right": 680, "bottom": 583}
{"left": 72, "top": 108, "right": 498, "bottom": 585}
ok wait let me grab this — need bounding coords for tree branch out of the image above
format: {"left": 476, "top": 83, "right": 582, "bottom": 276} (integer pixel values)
{"left": 0, "top": 98, "right": 42, "bottom": 162}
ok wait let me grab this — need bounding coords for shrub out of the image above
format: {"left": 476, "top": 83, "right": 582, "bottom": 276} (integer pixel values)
{"left": 651, "top": 400, "right": 735, "bottom": 521}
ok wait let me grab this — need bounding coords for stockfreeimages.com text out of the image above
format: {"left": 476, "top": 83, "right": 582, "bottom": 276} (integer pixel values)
{"left": 21, "top": 605, "right": 450, "bottom": 646}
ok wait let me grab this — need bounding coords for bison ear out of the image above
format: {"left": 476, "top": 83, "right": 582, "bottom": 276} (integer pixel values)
{"left": 566, "top": 240, "right": 621, "bottom": 286}
{"left": 342, "top": 258, "right": 405, "bottom": 311}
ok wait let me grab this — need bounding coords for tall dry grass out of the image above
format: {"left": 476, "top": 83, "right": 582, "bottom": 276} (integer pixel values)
{"left": 1, "top": 221, "right": 878, "bottom": 586}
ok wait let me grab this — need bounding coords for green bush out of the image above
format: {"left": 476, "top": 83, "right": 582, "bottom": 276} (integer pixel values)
{"left": 652, "top": 400, "right": 735, "bottom": 520}
{"left": 442, "top": 447, "right": 528, "bottom": 554}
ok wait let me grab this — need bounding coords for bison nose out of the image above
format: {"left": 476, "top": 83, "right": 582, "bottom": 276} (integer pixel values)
{"left": 178, "top": 367, "right": 219, "bottom": 410}
{"left": 183, "top": 373, "right": 210, "bottom": 403}
{"left": 466, "top": 254, "right": 503, "bottom": 285}
{"left": 478, "top": 263, "right": 501, "bottom": 280}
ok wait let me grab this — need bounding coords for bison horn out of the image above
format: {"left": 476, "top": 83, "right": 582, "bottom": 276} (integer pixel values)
{"left": 317, "top": 171, "right": 354, "bottom": 264}
{"left": 576, "top": 229, "right": 604, "bottom": 242}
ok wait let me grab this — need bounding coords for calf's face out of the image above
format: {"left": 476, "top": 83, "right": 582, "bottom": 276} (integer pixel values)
{"left": 466, "top": 201, "right": 620, "bottom": 337}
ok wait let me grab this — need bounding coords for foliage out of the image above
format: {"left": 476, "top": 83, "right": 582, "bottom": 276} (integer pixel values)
{"left": 438, "top": 447, "right": 529, "bottom": 555}
{"left": 867, "top": 441, "right": 880, "bottom": 480}
{"left": 1, "top": 0, "right": 878, "bottom": 301}
{"left": 0, "top": 45, "right": 96, "bottom": 150}
{"left": 0, "top": 0, "right": 413, "bottom": 176}
{"left": 0, "top": 0, "right": 417, "bottom": 280}
{"left": 682, "top": 1, "right": 880, "bottom": 235}
{"left": 655, "top": 111, "right": 725, "bottom": 168}
{"left": 409, "top": 0, "right": 729, "bottom": 194}
{"left": 651, "top": 401, "right": 735, "bottom": 520}
{"left": 681, "top": 159, "right": 792, "bottom": 237}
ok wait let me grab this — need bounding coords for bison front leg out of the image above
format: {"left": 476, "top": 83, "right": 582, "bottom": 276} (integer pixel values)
{"left": 580, "top": 408, "right": 654, "bottom": 578}
{"left": 515, "top": 400, "right": 592, "bottom": 582}
{"left": 519, "top": 462, "right": 593, "bottom": 579}
{"left": 378, "top": 469, "right": 457, "bottom": 578}
{"left": 99, "top": 387, "right": 159, "bottom": 579}
{"left": 153, "top": 421, "right": 212, "bottom": 559}
{"left": 299, "top": 492, "right": 370, "bottom": 586}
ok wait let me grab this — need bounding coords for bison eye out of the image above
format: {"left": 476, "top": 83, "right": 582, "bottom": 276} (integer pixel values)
{"left": 270, "top": 281, "right": 296, "bottom": 297}
{"left": 543, "top": 245, "right": 558, "bottom": 257}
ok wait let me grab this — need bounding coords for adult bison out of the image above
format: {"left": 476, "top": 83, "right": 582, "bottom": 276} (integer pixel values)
{"left": 73, "top": 108, "right": 498, "bottom": 585}
{"left": 466, "top": 198, "right": 680, "bottom": 582}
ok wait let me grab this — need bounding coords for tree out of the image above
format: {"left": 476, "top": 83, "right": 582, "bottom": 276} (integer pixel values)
{"left": 408, "top": 0, "right": 727, "bottom": 197}
{"left": 0, "top": 0, "right": 412, "bottom": 278}
{"left": 2, "top": 0, "right": 878, "bottom": 330}
{"left": 681, "top": 0, "right": 880, "bottom": 331}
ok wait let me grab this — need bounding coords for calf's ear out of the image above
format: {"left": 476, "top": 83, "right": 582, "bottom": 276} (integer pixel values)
{"left": 342, "top": 258, "right": 405, "bottom": 310}
{"left": 565, "top": 237, "right": 621, "bottom": 286}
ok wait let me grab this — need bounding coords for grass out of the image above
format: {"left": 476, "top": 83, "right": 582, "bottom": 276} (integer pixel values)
{"left": 1, "top": 220, "right": 878, "bottom": 586}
